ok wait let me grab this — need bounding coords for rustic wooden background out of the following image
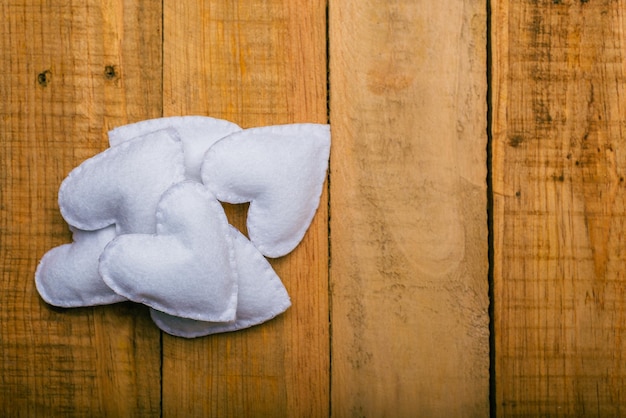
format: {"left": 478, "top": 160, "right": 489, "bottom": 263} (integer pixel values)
{"left": 1, "top": 0, "right": 625, "bottom": 416}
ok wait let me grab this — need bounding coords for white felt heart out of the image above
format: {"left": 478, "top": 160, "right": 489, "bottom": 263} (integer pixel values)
{"left": 99, "top": 181, "right": 238, "bottom": 322}
{"left": 201, "top": 124, "right": 331, "bottom": 258}
{"left": 59, "top": 129, "right": 185, "bottom": 234}
{"left": 35, "top": 225, "right": 126, "bottom": 307}
{"left": 150, "top": 226, "right": 291, "bottom": 337}
{"left": 108, "top": 116, "right": 241, "bottom": 181}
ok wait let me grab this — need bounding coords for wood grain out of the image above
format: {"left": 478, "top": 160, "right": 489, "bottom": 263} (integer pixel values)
{"left": 15, "top": 1, "right": 626, "bottom": 415}
{"left": 329, "top": 0, "right": 489, "bottom": 416}
{"left": 492, "top": 0, "right": 626, "bottom": 415}
{"left": 161, "top": 0, "right": 329, "bottom": 416}
{"left": 0, "top": 0, "right": 163, "bottom": 415}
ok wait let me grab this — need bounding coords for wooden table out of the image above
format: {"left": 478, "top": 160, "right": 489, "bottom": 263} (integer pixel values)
{"left": 1, "top": 0, "right": 624, "bottom": 416}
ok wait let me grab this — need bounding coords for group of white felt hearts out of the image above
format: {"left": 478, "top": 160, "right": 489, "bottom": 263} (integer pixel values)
{"left": 35, "top": 116, "right": 330, "bottom": 338}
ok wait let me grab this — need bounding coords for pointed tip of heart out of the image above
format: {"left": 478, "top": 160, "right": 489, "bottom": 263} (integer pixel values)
{"left": 149, "top": 227, "right": 291, "bottom": 337}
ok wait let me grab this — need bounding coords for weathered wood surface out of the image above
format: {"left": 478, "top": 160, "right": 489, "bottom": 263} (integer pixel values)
{"left": 0, "top": 0, "right": 163, "bottom": 415}
{"left": 2, "top": 0, "right": 498, "bottom": 416}
{"left": 160, "top": 0, "right": 329, "bottom": 416}
{"left": 492, "top": 0, "right": 626, "bottom": 415}
{"left": 329, "top": 0, "right": 490, "bottom": 416}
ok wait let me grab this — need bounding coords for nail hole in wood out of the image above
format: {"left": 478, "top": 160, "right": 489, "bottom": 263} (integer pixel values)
{"left": 37, "top": 70, "right": 51, "bottom": 87}
{"left": 104, "top": 65, "right": 118, "bottom": 80}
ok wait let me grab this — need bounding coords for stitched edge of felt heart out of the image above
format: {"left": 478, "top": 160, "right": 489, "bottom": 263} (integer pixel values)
{"left": 58, "top": 128, "right": 185, "bottom": 234}
{"left": 108, "top": 116, "right": 240, "bottom": 147}
{"left": 35, "top": 226, "right": 126, "bottom": 307}
{"left": 149, "top": 226, "right": 291, "bottom": 337}
{"left": 201, "top": 123, "right": 330, "bottom": 258}
{"left": 108, "top": 116, "right": 242, "bottom": 181}
{"left": 99, "top": 181, "right": 238, "bottom": 322}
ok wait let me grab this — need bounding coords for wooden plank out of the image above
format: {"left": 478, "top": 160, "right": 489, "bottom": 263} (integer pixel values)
{"left": 492, "top": 0, "right": 626, "bottom": 415}
{"left": 0, "top": 0, "right": 163, "bottom": 415}
{"left": 329, "top": 0, "right": 489, "bottom": 416}
{"left": 161, "top": 1, "right": 329, "bottom": 416}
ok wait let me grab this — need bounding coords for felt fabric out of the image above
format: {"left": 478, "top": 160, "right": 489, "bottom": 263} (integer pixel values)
{"left": 150, "top": 226, "right": 291, "bottom": 337}
{"left": 59, "top": 128, "right": 185, "bottom": 234}
{"left": 99, "top": 181, "right": 238, "bottom": 322}
{"left": 36, "top": 117, "right": 330, "bottom": 336}
{"left": 201, "top": 124, "right": 331, "bottom": 258}
{"left": 108, "top": 116, "right": 241, "bottom": 181}
{"left": 35, "top": 225, "right": 126, "bottom": 307}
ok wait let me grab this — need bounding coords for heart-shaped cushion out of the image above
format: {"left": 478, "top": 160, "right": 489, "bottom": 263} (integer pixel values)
{"left": 201, "top": 124, "right": 330, "bottom": 258}
{"left": 99, "top": 181, "right": 238, "bottom": 322}
{"left": 35, "top": 225, "right": 126, "bottom": 307}
{"left": 108, "top": 116, "right": 241, "bottom": 181}
{"left": 59, "top": 128, "right": 185, "bottom": 234}
{"left": 150, "top": 226, "right": 291, "bottom": 337}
